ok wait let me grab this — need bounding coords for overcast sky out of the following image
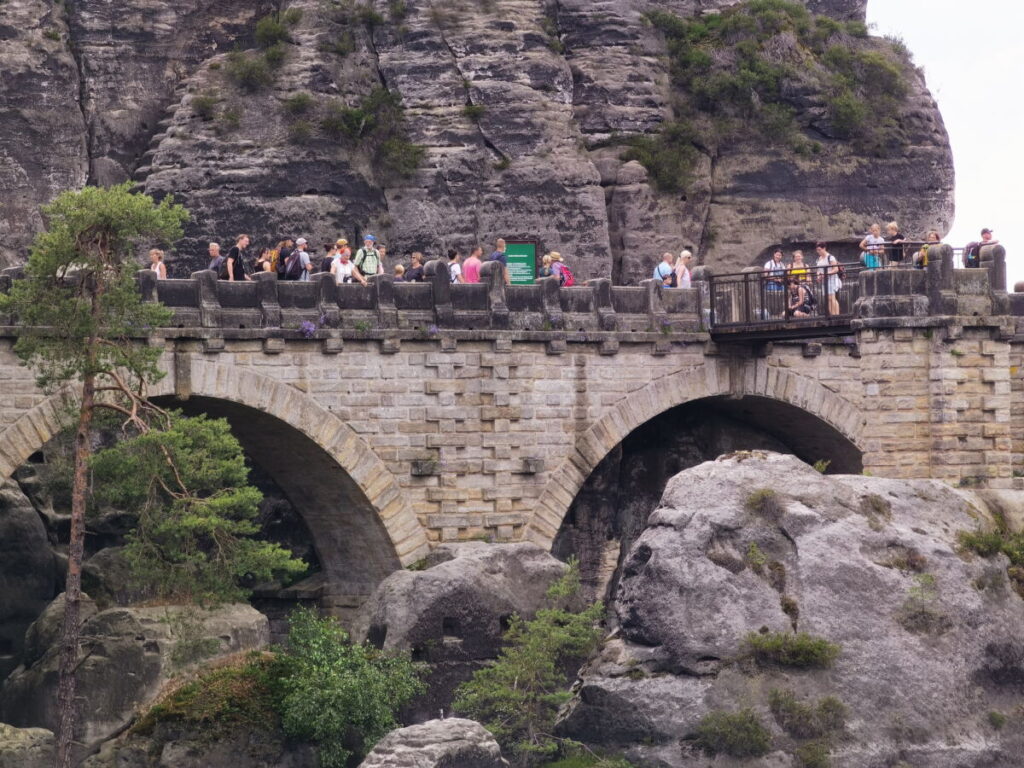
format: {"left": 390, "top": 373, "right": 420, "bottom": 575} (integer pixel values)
{"left": 866, "top": 1, "right": 1024, "bottom": 284}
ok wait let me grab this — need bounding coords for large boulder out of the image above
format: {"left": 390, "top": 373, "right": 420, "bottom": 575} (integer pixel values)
{"left": 352, "top": 542, "right": 566, "bottom": 721}
{"left": 0, "top": 722, "right": 54, "bottom": 768}
{"left": 82, "top": 723, "right": 317, "bottom": 768}
{"left": 0, "top": 602, "right": 268, "bottom": 751}
{"left": 359, "top": 719, "right": 507, "bottom": 768}
{"left": 557, "top": 452, "right": 1024, "bottom": 767}
{"left": 0, "top": 481, "right": 57, "bottom": 680}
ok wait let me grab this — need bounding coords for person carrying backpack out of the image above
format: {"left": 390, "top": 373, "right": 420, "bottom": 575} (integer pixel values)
{"left": 653, "top": 253, "right": 677, "bottom": 287}
{"left": 550, "top": 252, "right": 575, "bottom": 287}
{"left": 276, "top": 238, "right": 294, "bottom": 278}
{"left": 354, "top": 235, "right": 383, "bottom": 279}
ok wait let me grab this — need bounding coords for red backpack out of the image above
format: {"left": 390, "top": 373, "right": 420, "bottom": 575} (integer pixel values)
{"left": 559, "top": 264, "right": 575, "bottom": 287}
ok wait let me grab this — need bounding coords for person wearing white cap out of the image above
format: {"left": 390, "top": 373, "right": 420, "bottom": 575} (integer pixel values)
{"left": 294, "top": 237, "right": 313, "bottom": 281}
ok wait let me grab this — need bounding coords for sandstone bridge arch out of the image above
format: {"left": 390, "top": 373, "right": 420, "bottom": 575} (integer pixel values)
{"left": 0, "top": 358, "right": 430, "bottom": 615}
{"left": 528, "top": 362, "right": 865, "bottom": 545}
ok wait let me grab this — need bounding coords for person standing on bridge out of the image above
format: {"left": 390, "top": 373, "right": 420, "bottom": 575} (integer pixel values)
{"left": 489, "top": 238, "right": 511, "bottom": 285}
{"left": 462, "top": 246, "right": 483, "bottom": 283}
{"left": 355, "top": 235, "right": 383, "bottom": 279}
{"left": 815, "top": 242, "right": 841, "bottom": 316}
{"left": 293, "top": 238, "right": 313, "bottom": 281}
{"left": 224, "top": 234, "right": 252, "bottom": 281}
{"left": 148, "top": 249, "right": 167, "bottom": 280}
{"left": 405, "top": 252, "right": 425, "bottom": 283}
{"left": 859, "top": 224, "right": 885, "bottom": 270}
{"left": 654, "top": 252, "right": 676, "bottom": 287}
{"left": 675, "top": 250, "right": 693, "bottom": 289}
{"left": 207, "top": 242, "right": 223, "bottom": 273}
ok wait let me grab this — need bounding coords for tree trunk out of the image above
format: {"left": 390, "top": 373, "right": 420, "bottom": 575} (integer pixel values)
{"left": 53, "top": 372, "right": 95, "bottom": 768}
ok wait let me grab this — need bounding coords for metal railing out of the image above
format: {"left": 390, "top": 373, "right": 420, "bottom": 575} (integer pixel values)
{"left": 709, "top": 262, "right": 865, "bottom": 330}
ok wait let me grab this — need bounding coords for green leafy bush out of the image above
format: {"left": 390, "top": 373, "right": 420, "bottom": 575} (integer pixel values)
{"left": 283, "top": 92, "right": 314, "bottom": 116}
{"left": 455, "top": 560, "right": 604, "bottom": 764}
{"left": 272, "top": 608, "right": 423, "bottom": 768}
{"left": 694, "top": 708, "right": 772, "bottom": 757}
{"left": 633, "top": 0, "right": 913, "bottom": 189}
{"left": 226, "top": 51, "right": 272, "bottom": 91}
{"left": 745, "top": 631, "right": 840, "bottom": 668}
{"left": 769, "top": 689, "right": 846, "bottom": 739}
{"left": 263, "top": 42, "right": 287, "bottom": 68}
{"left": 377, "top": 138, "right": 425, "bottom": 178}
{"left": 621, "top": 121, "right": 700, "bottom": 194}
{"left": 255, "top": 14, "right": 289, "bottom": 48}
{"left": 191, "top": 92, "right": 219, "bottom": 121}
{"left": 288, "top": 120, "right": 314, "bottom": 145}
{"left": 795, "top": 740, "right": 832, "bottom": 768}
{"left": 462, "top": 103, "right": 487, "bottom": 121}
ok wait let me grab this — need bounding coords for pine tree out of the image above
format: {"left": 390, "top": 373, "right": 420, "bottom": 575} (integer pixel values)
{"left": 0, "top": 183, "right": 187, "bottom": 768}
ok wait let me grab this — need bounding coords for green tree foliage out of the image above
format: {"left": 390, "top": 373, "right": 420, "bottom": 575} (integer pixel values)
{"left": 745, "top": 631, "right": 840, "bottom": 668}
{"left": 695, "top": 708, "right": 773, "bottom": 757}
{"left": 0, "top": 184, "right": 185, "bottom": 389}
{"left": 632, "top": 0, "right": 913, "bottom": 190}
{"left": 270, "top": 608, "right": 424, "bottom": 768}
{"left": 454, "top": 560, "right": 605, "bottom": 765}
{"left": 89, "top": 414, "right": 306, "bottom": 604}
{"left": 320, "top": 88, "right": 425, "bottom": 177}
{"left": 0, "top": 182, "right": 187, "bottom": 768}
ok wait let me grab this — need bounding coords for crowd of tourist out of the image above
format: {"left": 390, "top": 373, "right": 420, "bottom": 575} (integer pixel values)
{"left": 142, "top": 224, "right": 1000, "bottom": 299}
{"left": 144, "top": 235, "right": 584, "bottom": 288}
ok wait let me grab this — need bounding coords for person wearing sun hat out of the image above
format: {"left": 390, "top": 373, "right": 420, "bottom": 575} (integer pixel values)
{"left": 354, "top": 234, "right": 383, "bottom": 279}
{"left": 335, "top": 237, "right": 352, "bottom": 265}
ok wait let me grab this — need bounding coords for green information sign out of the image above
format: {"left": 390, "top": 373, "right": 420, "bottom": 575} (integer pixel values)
{"left": 505, "top": 241, "right": 538, "bottom": 285}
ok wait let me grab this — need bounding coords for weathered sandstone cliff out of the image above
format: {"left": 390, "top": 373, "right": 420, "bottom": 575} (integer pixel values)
{"left": 1, "top": 0, "right": 952, "bottom": 280}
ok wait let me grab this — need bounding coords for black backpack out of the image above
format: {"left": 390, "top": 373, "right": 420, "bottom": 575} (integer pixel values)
{"left": 283, "top": 251, "right": 303, "bottom": 280}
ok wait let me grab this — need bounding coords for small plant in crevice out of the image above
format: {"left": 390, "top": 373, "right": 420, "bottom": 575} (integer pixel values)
{"left": 958, "top": 526, "right": 1024, "bottom": 598}
{"left": 191, "top": 92, "right": 220, "bottom": 121}
{"left": 746, "top": 542, "right": 767, "bottom": 574}
{"left": 287, "top": 120, "right": 314, "bottom": 145}
{"left": 745, "top": 488, "right": 784, "bottom": 523}
{"left": 780, "top": 595, "right": 799, "bottom": 629}
{"left": 745, "top": 630, "right": 840, "bottom": 669}
{"left": 813, "top": 459, "right": 831, "bottom": 474}
{"left": 226, "top": 50, "right": 273, "bottom": 91}
{"left": 987, "top": 710, "right": 1007, "bottom": 730}
{"left": 694, "top": 708, "right": 772, "bottom": 758}
{"left": 896, "top": 573, "right": 951, "bottom": 635}
{"left": 283, "top": 91, "right": 314, "bottom": 116}
{"left": 462, "top": 103, "right": 486, "bottom": 122}
{"left": 768, "top": 689, "right": 847, "bottom": 740}
{"left": 859, "top": 493, "right": 892, "bottom": 531}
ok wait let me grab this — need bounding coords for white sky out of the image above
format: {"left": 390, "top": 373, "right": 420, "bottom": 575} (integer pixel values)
{"left": 867, "top": 0, "right": 1024, "bottom": 285}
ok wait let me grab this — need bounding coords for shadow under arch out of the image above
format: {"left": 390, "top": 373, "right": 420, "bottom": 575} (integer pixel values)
{"left": 0, "top": 359, "right": 430, "bottom": 618}
{"left": 548, "top": 393, "right": 864, "bottom": 600}
{"left": 528, "top": 362, "right": 865, "bottom": 545}
{"left": 151, "top": 394, "right": 404, "bottom": 615}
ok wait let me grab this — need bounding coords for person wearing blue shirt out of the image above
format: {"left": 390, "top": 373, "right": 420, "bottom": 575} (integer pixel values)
{"left": 489, "top": 238, "right": 510, "bottom": 285}
{"left": 653, "top": 252, "right": 676, "bottom": 286}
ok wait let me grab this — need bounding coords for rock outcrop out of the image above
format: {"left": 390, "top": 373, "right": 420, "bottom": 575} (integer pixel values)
{"left": 352, "top": 542, "right": 566, "bottom": 721}
{"left": 359, "top": 719, "right": 507, "bottom": 768}
{"left": 82, "top": 724, "right": 318, "bottom": 768}
{"left": 0, "top": 602, "right": 268, "bottom": 751}
{"left": 0, "top": 722, "right": 54, "bottom": 768}
{"left": 1, "top": 0, "right": 953, "bottom": 281}
{"left": 0, "top": 482, "right": 57, "bottom": 681}
{"left": 557, "top": 452, "right": 1024, "bottom": 767}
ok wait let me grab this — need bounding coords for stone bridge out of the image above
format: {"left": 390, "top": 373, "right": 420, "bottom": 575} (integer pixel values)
{"left": 0, "top": 250, "right": 1021, "bottom": 614}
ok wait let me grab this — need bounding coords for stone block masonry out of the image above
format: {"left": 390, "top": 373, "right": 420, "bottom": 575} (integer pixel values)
{"left": 0, "top": 248, "right": 1021, "bottom": 607}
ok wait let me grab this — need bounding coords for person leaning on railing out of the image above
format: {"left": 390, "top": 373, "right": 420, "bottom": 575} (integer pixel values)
{"left": 859, "top": 224, "right": 885, "bottom": 269}
{"left": 912, "top": 232, "right": 941, "bottom": 269}
{"left": 814, "top": 241, "right": 841, "bottom": 316}
{"left": 788, "top": 250, "right": 810, "bottom": 282}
